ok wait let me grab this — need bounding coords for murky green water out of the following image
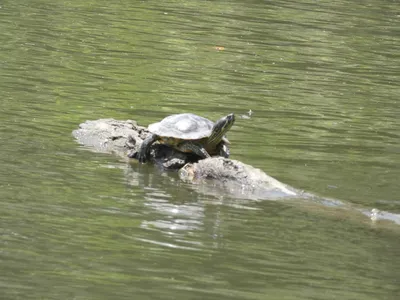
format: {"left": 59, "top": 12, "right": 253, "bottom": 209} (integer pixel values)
{"left": 1, "top": 0, "right": 399, "bottom": 299}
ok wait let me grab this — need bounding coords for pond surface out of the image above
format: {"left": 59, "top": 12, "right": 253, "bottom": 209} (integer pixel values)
{"left": 1, "top": 0, "right": 399, "bottom": 299}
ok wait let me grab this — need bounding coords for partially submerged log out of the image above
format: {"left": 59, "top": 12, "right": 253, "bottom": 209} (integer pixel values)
{"left": 179, "top": 157, "right": 298, "bottom": 199}
{"left": 72, "top": 118, "right": 299, "bottom": 198}
{"left": 72, "top": 119, "right": 400, "bottom": 225}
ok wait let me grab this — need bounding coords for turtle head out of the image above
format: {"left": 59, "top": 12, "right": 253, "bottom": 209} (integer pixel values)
{"left": 209, "top": 113, "right": 235, "bottom": 145}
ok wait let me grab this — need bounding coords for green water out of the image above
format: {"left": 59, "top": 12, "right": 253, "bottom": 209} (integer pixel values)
{"left": 1, "top": 0, "right": 399, "bottom": 299}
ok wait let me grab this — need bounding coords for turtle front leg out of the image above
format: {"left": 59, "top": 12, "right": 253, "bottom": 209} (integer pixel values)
{"left": 137, "top": 134, "right": 158, "bottom": 163}
{"left": 178, "top": 142, "right": 210, "bottom": 159}
{"left": 218, "top": 143, "right": 230, "bottom": 158}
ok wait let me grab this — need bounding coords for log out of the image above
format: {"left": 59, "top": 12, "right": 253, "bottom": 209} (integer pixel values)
{"left": 72, "top": 118, "right": 298, "bottom": 198}
{"left": 72, "top": 118, "right": 400, "bottom": 225}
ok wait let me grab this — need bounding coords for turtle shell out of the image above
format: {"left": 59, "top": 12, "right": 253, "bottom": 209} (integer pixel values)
{"left": 148, "top": 113, "right": 214, "bottom": 140}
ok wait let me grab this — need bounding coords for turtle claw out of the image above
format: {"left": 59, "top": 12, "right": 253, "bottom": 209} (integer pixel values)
{"left": 137, "top": 153, "right": 147, "bottom": 163}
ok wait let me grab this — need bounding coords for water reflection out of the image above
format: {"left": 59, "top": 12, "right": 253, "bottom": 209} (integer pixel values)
{"left": 124, "top": 160, "right": 400, "bottom": 249}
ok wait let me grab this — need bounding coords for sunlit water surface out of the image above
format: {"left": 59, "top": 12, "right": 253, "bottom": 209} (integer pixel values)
{"left": 0, "top": 0, "right": 399, "bottom": 299}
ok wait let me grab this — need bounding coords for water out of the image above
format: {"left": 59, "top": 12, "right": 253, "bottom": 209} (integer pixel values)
{"left": 1, "top": 0, "right": 399, "bottom": 299}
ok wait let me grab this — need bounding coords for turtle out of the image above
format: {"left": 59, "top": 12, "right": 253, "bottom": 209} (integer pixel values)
{"left": 137, "top": 113, "right": 235, "bottom": 163}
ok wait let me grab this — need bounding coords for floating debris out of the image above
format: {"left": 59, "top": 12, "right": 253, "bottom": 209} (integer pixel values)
{"left": 240, "top": 109, "right": 253, "bottom": 119}
{"left": 370, "top": 208, "right": 379, "bottom": 222}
